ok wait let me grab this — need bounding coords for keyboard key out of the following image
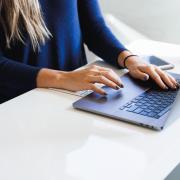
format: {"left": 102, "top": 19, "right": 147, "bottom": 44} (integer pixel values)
{"left": 149, "top": 106, "right": 155, "bottom": 110}
{"left": 148, "top": 112, "right": 157, "bottom": 118}
{"left": 141, "top": 105, "right": 148, "bottom": 109}
{"left": 154, "top": 115, "right": 161, "bottom": 119}
{"left": 162, "top": 104, "right": 168, "bottom": 108}
{"left": 140, "top": 111, "right": 148, "bottom": 116}
{"left": 133, "top": 108, "right": 143, "bottom": 114}
{"left": 144, "top": 109, "right": 152, "bottom": 113}
{"left": 154, "top": 109, "right": 162, "bottom": 113}
{"left": 135, "top": 102, "right": 143, "bottom": 106}
{"left": 127, "top": 106, "right": 138, "bottom": 112}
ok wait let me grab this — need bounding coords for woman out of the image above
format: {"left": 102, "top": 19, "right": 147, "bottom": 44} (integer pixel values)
{"left": 0, "top": 0, "right": 178, "bottom": 103}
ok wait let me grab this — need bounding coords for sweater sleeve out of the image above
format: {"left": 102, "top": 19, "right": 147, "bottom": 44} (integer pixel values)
{"left": 0, "top": 55, "right": 41, "bottom": 102}
{"left": 78, "top": 0, "right": 128, "bottom": 67}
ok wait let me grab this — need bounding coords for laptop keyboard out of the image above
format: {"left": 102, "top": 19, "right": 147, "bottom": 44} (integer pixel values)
{"left": 119, "top": 80, "right": 180, "bottom": 119}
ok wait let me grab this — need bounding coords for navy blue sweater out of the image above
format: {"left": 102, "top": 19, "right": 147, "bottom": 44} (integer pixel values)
{"left": 0, "top": 0, "right": 127, "bottom": 103}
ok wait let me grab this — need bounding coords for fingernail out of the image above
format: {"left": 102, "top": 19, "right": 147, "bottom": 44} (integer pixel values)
{"left": 116, "top": 86, "right": 120, "bottom": 90}
{"left": 120, "top": 84, "right": 124, "bottom": 88}
{"left": 176, "top": 83, "right": 180, "bottom": 88}
{"left": 144, "top": 76, "right": 149, "bottom": 81}
{"left": 173, "top": 86, "right": 177, "bottom": 90}
{"left": 118, "top": 82, "right": 122, "bottom": 87}
{"left": 164, "top": 86, "right": 168, "bottom": 90}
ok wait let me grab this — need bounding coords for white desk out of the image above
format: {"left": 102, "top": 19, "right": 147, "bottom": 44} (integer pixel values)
{"left": 0, "top": 40, "right": 180, "bottom": 180}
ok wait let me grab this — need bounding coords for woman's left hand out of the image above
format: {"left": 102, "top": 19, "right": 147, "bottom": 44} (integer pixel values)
{"left": 124, "top": 56, "right": 179, "bottom": 90}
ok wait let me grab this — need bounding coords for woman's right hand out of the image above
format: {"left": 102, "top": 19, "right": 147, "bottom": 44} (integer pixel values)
{"left": 37, "top": 65, "right": 124, "bottom": 95}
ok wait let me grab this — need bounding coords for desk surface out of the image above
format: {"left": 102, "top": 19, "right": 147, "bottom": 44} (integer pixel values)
{"left": 1, "top": 40, "right": 180, "bottom": 180}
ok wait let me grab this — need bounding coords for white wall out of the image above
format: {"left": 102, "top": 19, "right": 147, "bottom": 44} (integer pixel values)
{"left": 99, "top": 0, "right": 180, "bottom": 44}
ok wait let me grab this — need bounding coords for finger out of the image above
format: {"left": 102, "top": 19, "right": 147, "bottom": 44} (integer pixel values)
{"left": 155, "top": 68, "right": 177, "bottom": 89}
{"left": 129, "top": 69, "right": 149, "bottom": 81}
{"left": 89, "top": 75, "right": 120, "bottom": 90}
{"left": 141, "top": 66, "right": 168, "bottom": 89}
{"left": 100, "top": 70, "right": 124, "bottom": 88}
{"left": 90, "top": 66, "right": 123, "bottom": 87}
{"left": 93, "top": 66, "right": 124, "bottom": 87}
{"left": 88, "top": 84, "right": 107, "bottom": 95}
{"left": 166, "top": 73, "right": 180, "bottom": 88}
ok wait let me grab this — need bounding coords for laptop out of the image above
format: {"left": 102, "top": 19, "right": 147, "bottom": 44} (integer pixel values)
{"left": 165, "top": 163, "right": 180, "bottom": 180}
{"left": 73, "top": 72, "right": 180, "bottom": 131}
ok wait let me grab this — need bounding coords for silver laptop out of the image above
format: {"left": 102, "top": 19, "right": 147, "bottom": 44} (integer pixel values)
{"left": 165, "top": 163, "right": 180, "bottom": 180}
{"left": 73, "top": 73, "right": 180, "bottom": 131}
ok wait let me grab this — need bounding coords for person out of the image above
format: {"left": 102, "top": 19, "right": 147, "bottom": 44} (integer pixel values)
{"left": 0, "top": 0, "right": 178, "bottom": 103}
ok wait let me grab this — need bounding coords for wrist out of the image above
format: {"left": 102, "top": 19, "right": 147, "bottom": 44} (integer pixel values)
{"left": 118, "top": 50, "right": 133, "bottom": 67}
{"left": 36, "top": 68, "right": 65, "bottom": 88}
{"left": 118, "top": 51, "right": 139, "bottom": 68}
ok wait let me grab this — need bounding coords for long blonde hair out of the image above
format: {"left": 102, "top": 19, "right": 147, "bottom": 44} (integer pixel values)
{"left": 0, "top": 0, "right": 51, "bottom": 50}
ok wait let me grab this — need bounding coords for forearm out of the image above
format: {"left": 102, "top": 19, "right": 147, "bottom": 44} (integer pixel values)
{"left": 78, "top": 0, "right": 127, "bottom": 67}
{"left": 36, "top": 68, "right": 67, "bottom": 89}
{"left": 0, "top": 56, "right": 41, "bottom": 102}
{"left": 0, "top": 56, "right": 40, "bottom": 89}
